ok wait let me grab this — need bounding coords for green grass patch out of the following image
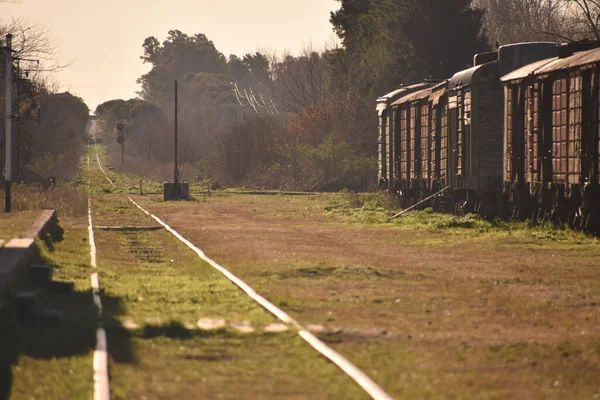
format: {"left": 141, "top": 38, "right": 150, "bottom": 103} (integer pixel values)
{"left": 326, "top": 192, "right": 600, "bottom": 246}
{"left": 6, "top": 216, "right": 95, "bottom": 399}
{"left": 108, "top": 331, "right": 367, "bottom": 400}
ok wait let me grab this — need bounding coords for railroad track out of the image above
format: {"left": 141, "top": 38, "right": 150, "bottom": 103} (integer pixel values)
{"left": 86, "top": 141, "right": 394, "bottom": 400}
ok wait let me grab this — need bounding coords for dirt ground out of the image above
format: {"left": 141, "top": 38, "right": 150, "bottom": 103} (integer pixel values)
{"left": 138, "top": 193, "right": 600, "bottom": 399}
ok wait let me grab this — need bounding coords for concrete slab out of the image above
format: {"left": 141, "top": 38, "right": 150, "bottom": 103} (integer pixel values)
{"left": 264, "top": 323, "right": 289, "bottom": 333}
{"left": 164, "top": 182, "right": 190, "bottom": 201}
{"left": 145, "top": 317, "right": 163, "bottom": 325}
{"left": 306, "top": 324, "right": 326, "bottom": 333}
{"left": 197, "top": 318, "right": 226, "bottom": 330}
{"left": 183, "top": 322, "right": 196, "bottom": 330}
{"left": 230, "top": 321, "right": 255, "bottom": 333}
{"left": 122, "top": 320, "right": 140, "bottom": 330}
{"left": 22, "top": 210, "right": 56, "bottom": 239}
{"left": 0, "top": 238, "right": 35, "bottom": 292}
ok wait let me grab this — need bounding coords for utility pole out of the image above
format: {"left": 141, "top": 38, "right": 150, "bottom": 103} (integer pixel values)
{"left": 15, "top": 59, "right": 19, "bottom": 177}
{"left": 174, "top": 80, "right": 179, "bottom": 189}
{"left": 116, "top": 122, "right": 125, "bottom": 164}
{"left": 5, "top": 33, "right": 12, "bottom": 213}
{"left": 163, "top": 80, "right": 188, "bottom": 201}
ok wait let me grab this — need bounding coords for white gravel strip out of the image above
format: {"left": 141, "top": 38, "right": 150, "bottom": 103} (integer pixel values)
{"left": 88, "top": 153, "right": 110, "bottom": 400}
{"left": 94, "top": 145, "right": 116, "bottom": 188}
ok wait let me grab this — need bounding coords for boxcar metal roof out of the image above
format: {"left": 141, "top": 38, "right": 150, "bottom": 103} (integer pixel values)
{"left": 429, "top": 81, "right": 448, "bottom": 105}
{"left": 391, "top": 87, "right": 432, "bottom": 107}
{"left": 376, "top": 83, "right": 429, "bottom": 104}
{"left": 447, "top": 61, "right": 500, "bottom": 90}
{"left": 500, "top": 57, "right": 558, "bottom": 82}
{"left": 501, "top": 47, "right": 600, "bottom": 81}
{"left": 535, "top": 46, "right": 600, "bottom": 74}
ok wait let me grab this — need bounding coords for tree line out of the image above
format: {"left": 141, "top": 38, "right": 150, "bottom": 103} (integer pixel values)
{"left": 0, "top": 19, "right": 90, "bottom": 185}
{"left": 95, "top": 0, "right": 600, "bottom": 191}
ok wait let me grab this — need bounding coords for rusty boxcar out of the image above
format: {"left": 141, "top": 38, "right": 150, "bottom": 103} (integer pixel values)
{"left": 377, "top": 83, "right": 431, "bottom": 190}
{"left": 501, "top": 42, "right": 600, "bottom": 230}
{"left": 390, "top": 85, "right": 434, "bottom": 201}
{"left": 378, "top": 42, "right": 568, "bottom": 218}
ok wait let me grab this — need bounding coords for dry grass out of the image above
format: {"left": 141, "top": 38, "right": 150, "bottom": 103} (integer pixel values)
{"left": 0, "top": 184, "right": 87, "bottom": 217}
{"left": 0, "top": 210, "right": 39, "bottom": 239}
{"left": 137, "top": 193, "right": 600, "bottom": 399}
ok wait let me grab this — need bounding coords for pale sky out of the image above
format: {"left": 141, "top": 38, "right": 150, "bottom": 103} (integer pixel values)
{"left": 3, "top": 0, "right": 340, "bottom": 112}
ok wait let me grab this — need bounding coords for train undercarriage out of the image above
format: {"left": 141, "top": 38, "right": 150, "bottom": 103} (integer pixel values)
{"left": 386, "top": 180, "right": 600, "bottom": 235}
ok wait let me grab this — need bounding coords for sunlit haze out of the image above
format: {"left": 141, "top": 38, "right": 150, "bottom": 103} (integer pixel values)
{"left": 3, "top": 0, "right": 340, "bottom": 112}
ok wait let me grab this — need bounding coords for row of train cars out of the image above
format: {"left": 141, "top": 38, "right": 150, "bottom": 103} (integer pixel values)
{"left": 377, "top": 41, "right": 600, "bottom": 233}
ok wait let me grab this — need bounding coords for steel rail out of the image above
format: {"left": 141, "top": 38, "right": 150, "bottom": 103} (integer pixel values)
{"left": 91, "top": 144, "right": 395, "bottom": 400}
{"left": 87, "top": 152, "right": 110, "bottom": 400}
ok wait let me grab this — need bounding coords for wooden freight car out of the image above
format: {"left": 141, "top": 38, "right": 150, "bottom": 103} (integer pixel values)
{"left": 378, "top": 42, "right": 564, "bottom": 217}
{"left": 502, "top": 43, "right": 600, "bottom": 231}
{"left": 390, "top": 85, "right": 434, "bottom": 201}
{"left": 426, "top": 82, "right": 451, "bottom": 201}
{"left": 377, "top": 83, "right": 430, "bottom": 190}
{"left": 442, "top": 42, "right": 561, "bottom": 216}
{"left": 382, "top": 81, "right": 449, "bottom": 205}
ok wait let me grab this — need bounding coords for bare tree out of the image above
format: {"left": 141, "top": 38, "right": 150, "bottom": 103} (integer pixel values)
{"left": 475, "top": 0, "right": 573, "bottom": 45}
{"left": 268, "top": 45, "right": 331, "bottom": 113}
{"left": 0, "top": 18, "right": 73, "bottom": 76}
{"left": 567, "top": 0, "right": 600, "bottom": 40}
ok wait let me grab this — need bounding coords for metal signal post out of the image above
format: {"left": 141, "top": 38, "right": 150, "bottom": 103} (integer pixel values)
{"left": 174, "top": 80, "right": 179, "bottom": 189}
{"left": 5, "top": 33, "right": 12, "bottom": 212}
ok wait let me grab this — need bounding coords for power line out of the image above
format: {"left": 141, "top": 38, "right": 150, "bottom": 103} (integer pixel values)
{"left": 67, "top": 85, "right": 139, "bottom": 88}
{"left": 232, "top": 81, "right": 280, "bottom": 117}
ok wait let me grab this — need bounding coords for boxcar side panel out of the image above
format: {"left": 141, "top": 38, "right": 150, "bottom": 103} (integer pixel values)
{"left": 542, "top": 79, "right": 554, "bottom": 186}
{"left": 399, "top": 107, "right": 410, "bottom": 183}
{"left": 410, "top": 104, "right": 420, "bottom": 183}
{"left": 476, "top": 77, "right": 504, "bottom": 192}
{"left": 463, "top": 90, "right": 472, "bottom": 188}
{"left": 597, "top": 71, "right": 600, "bottom": 185}
{"left": 430, "top": 102, "right": 439, "bottom": 190}
{"left": 440, "top": 99, "right": 449, "bottom": 187}
{"left": 532, "top": 82, "right": 542, "bottom": 185}
{"left": 552, "top": 77, "right": 569, "bottom": 185}
{"left": 387, "top": 109, "right": 395, "bottom": 188}
{"left": 456, "top": 90, "right": 465, "bottom": 183}
{"left": 504, "top": 86, "right": 512, "bottom": 183}
{"left": 448, "top": 94, "right": 459, "bottom": 189}
{"left": 568, "top": 73, "right": 583, "bottom": 186}
{"left": 378, "top": 112, "right": 386, "bottom": 184}
{"left": 421, "top": 102, "right": 430, "bottom": 185}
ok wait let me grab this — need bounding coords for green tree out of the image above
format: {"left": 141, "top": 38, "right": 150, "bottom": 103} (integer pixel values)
{"left": 26, "top": 92, "right": 90, "bottom": 180}
{"left": 137, "top": 30, "right": 228, "bottom": 106}
{"left": 95, "top": 98, "right": 169, "bottom": 162}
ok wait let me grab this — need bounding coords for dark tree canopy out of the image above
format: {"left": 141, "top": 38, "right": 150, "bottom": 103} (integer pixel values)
{"left": 330, "top": 0, "right": 489, "bottom": 94}
{"left": 228, "top": 53, "right": 270, "bottom": 85}
{"left": 406, "top": 1, "right": 489, "bottom": 79}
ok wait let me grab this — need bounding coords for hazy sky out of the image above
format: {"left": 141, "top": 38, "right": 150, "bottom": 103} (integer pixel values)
{"left": 3, "top": 0, "right": 340, "bottom": 112}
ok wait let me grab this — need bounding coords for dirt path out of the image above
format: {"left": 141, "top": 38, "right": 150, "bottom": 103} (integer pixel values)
{"left": 140, "top": 194, "right": 600, "bottom": 399}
